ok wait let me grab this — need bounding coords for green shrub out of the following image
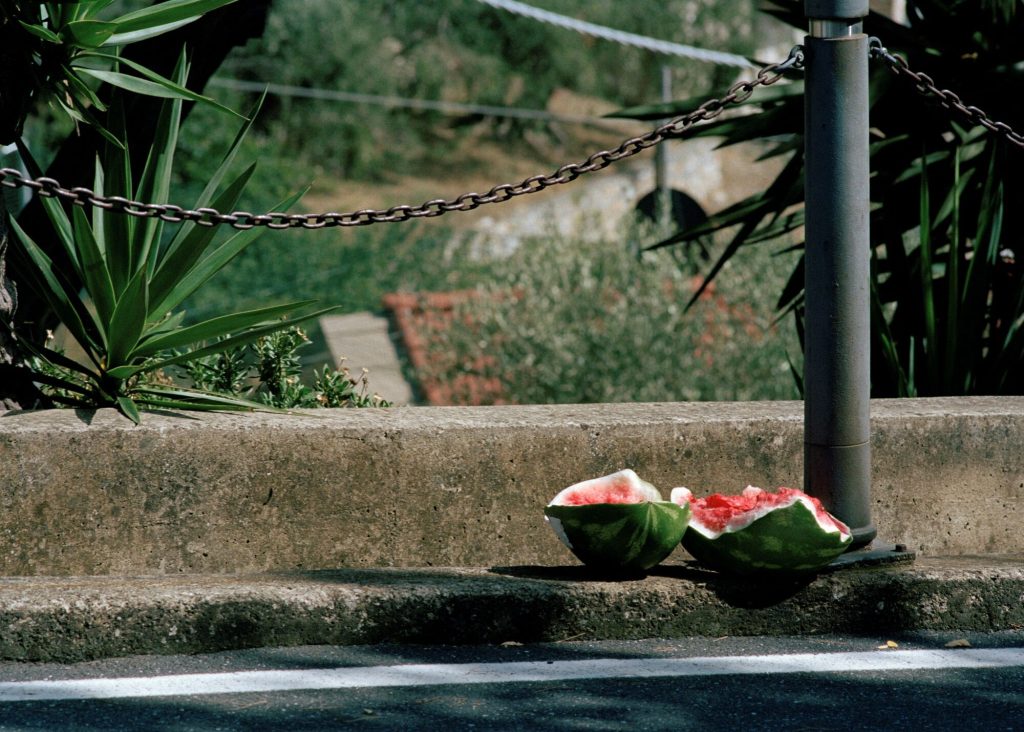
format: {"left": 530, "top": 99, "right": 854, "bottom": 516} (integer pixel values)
{"left": 11, "top": 62, "right": 332, "bottom": 421}
{"left": 419, "top": 225, "right": 800, "bottom": 404}
{"left": 203, "top": 0, "right": 760, "bottom": 182}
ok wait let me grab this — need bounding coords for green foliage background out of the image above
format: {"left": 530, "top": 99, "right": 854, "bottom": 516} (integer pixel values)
{"left": 632, "top": 0, "right": 1024, "bottom": 397}
{"left": 19, "top": 1, "right": 801, "bottom": 405}
{"left": 200, "top": 0, "right": 761, "bottom": 181}
{"left": 170, "top": 0, "right": 768, "bottom": 321}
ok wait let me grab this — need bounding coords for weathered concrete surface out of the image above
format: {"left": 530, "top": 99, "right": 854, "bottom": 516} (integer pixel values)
{"left": 0, "top": 398, "right": 1021, "bottom": 575}
{"left": 0, "top": 557, "right": 1021, "bottom": 662}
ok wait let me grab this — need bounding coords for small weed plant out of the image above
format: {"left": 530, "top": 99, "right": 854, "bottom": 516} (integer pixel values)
{"left": 186, "top": 326, "right": 389, "bottom": 409}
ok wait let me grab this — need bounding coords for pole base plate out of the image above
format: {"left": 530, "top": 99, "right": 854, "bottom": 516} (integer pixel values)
{"left": 825, "top": 540, "right": 916, "bottom": 572}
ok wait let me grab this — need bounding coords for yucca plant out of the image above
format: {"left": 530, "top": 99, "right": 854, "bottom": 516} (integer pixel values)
{"left": 1, "top": 0, "right": 238, "bottom": 142}
{"left": 1, "top": 0, "right": 243, "bottom": 409}
{"left": 615, "top": 0, "right": 1024, "bottom": 396}
{"left": 9, "top": 56, "right": 330, "bottom": 422}
{"left": 873, "top": 145, "right": 1022, "bottom": 395}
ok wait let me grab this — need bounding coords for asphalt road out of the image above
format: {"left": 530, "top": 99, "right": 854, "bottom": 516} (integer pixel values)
{"left": 0, "top": 632, "right": 1021, "bottom": 731}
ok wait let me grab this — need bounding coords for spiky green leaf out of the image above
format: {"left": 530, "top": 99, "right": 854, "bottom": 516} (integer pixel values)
{"left": 8, "top": 217, "right": 102, "bottom": 357}
{"left": 144, "top": 306, "right": 337, "bottom": 373}
{"left": 116, "top": 396, "right": 142, "bottom": 424}
{"left": 134, "top": 300, "right": 319, "bottom": 357}
{"left": 72, "top": 206, "right": 115, "bottom": 345}
{"left": 61, "top": 19, "right": 116, "bottom": 47}
{"left": 149, "top": 187, "right": 308, "bottom": 317}
{"left": 106, "top": 270, "right": 149, "bottom": 367}
{"left": 111, "top": 0, "right": 237, "bottom": 30}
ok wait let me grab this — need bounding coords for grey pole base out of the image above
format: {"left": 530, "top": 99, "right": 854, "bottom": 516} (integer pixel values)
{"left": 826, "top": 541, "right": 916, "bottom": 570}
{"left": 805, "top": 441, "right": 876, "bottom": 548}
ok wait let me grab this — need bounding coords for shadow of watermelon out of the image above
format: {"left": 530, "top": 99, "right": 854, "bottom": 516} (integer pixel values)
{"left": 490, "top": 565, "right": 651, "bottom": 582}
{"left": 492, "top": 563, "right": 817, "bottom": 607}
{"left": 651, "top": 563, "right": 817, "bottom": 608}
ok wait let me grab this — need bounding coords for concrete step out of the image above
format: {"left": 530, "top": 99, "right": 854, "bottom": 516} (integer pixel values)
{"left": 1, "top": 556, "right": 1022, "bottom": 662}
{"left": 1, "top": 399, "right": 1023, "bottom": 576}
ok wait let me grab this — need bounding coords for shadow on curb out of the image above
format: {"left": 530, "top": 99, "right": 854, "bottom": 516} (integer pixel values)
{"left": 490, "top": 563, "right": 816, "bottom": 608}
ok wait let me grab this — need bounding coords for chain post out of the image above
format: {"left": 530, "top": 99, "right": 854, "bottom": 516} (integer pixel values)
{"left": 803, "top": 0, "right": 876, "bottom": 548}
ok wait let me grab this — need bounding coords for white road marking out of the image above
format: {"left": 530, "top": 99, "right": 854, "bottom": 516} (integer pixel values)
{"left": 1, "top": 648, "right": 1022, "bottom": 703}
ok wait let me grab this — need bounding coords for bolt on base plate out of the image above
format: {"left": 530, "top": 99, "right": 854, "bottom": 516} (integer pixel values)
{"left": 824, "top": 541, "right": 916, "bottom": 572}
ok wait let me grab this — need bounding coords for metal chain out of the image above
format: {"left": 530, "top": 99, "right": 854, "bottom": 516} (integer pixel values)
{"left": 0, "top": 47, "right": 805, "bottom": 230}
{"left": 869, "top": 37, "right": 1024, "bottom": 150}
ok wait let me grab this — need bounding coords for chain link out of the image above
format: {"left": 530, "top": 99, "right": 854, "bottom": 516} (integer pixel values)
{"left": 0, "top": 47, "right": 805, "bottom": 231}
{"left": 869, "top": 37, "right": 1024, "bottom": 150}
{"left": 3, "top": 42, "right": 1018, "bottom": 230}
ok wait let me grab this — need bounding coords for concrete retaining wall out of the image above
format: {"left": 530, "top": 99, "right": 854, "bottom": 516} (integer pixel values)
{"left": 1, "top": 397, "right": 1021, "bottom": 576}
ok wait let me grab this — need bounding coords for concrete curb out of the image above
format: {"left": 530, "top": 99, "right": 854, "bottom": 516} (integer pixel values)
{"left": 2, "top": 397, "right": 1023, "bottom": 575}
{"left": 2, "top": 557, "right": 1021, "bottom": 662}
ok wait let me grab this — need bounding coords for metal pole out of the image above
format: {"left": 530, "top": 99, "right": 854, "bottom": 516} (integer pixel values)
{"left": 803, "top": 0, "right": 876, "bottom": 548}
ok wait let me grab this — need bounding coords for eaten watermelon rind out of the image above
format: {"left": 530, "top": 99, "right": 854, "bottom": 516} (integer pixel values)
{"left": 673, "top": 486, "right": 852, "bottom": 575}
{"left": 544, "top": 501, "right": 690, "bottom": 572}
{"left": 544, "top": 469, "right": 690, "bottom": 572}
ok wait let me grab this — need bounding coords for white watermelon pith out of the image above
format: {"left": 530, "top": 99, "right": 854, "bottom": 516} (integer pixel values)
{"left": 544, "top": 469, "right": 690, "bottom": 572}
{"left": 671, "top": 486, "right": 852, "bottom": 575}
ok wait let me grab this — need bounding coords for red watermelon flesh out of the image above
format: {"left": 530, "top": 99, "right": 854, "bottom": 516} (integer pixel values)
{"left": 549, "top": 469, "right": 662, "bottom": 506}
{"left": 672, "top": 486, "right": 851, "bottom": 540}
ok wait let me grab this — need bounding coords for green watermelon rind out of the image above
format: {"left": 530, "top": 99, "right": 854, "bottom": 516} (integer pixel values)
{"left": 544, "top": 501, "right": 691, "bottom": 572}
{"left": 682, "top": 499, "right": 852, "bottom": 575}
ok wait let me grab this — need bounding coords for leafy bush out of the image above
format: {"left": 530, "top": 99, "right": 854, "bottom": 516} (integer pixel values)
{"left": 417, "top": 224, "right": 800, "bottom": 404}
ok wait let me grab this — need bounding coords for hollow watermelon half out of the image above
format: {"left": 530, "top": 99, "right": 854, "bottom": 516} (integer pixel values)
{"left": 671, "top": 486, "right": 852, "bottom": 575}
{"left": 544, "top": 469, "right": 690, "bottom": 572}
